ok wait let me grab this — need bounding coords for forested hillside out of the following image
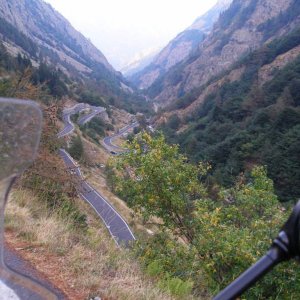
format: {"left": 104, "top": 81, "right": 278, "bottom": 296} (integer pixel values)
{"left": 156, "top": 0, "right": 300, "bottom": 202}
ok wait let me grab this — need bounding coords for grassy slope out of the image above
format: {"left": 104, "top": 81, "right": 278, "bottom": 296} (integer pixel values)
{"left": 6, "top": 188, "right": 174, "bottom": 300}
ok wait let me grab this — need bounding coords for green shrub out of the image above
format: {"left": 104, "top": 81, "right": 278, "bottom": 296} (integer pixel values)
{"left": 146, "top": 260, "right": 164, "bottom": 277}
{"left": 193, "top": 166, "right": 300, "bottom": 298}
{"left": 158, "top": 276, "right": 193, "bottom": 297}
{"left": 68, "top": 135, "right": 84, "bottom": 161}
{"left": 124, "top": 141, "right": 300, "bottom": 298}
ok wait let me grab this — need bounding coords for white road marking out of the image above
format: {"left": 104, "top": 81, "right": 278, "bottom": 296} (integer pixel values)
{"left": 80, "top": 193, "right": 120, "bottom": 247}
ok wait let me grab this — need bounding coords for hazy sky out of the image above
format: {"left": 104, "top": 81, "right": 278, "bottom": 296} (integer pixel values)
{"left": 45, "top": 0, "right": 218, "bottom": 70}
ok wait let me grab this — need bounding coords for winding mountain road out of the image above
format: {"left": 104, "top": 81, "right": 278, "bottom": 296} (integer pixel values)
{"left": 58, "top": 104, "right": 136, "bottom": 247}
{"left": 57, "top": 103, "right": 88, "bottom": 138}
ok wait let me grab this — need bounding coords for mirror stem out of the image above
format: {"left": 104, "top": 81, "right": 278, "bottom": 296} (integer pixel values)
{"left": 213, "top": 245, "right": 287, "bottom": 300}
{"left": 0, "top": 176, "right": 16, "bottom": 268}
{"left": 214, "top": 201, "right": 300, "bottom": 300}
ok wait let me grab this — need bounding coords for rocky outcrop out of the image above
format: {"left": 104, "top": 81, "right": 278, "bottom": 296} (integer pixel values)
{"left": 129, "top": 0, "right": 232, "bottom": 89}
{"left": 258, "top": 44, "right": 300, "bottom": 84}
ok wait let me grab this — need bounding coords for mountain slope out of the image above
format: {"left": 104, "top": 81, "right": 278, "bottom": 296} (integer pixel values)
{"left": 0, "top": 0, "right": 115, "bottom": 73}
{"left": 129, "top": 0, "right": 232, "bottom": 89}
{"left": 0, "top": 0, "right": 153, "bottom": 113}
{"left": 157, "top": 3, "right": 300, "bottom": 201}
{"left": 121, "top": 47, "right": 161, "bottom": 77}
{"left": 149, "top": 0, "right": 300, "bottom": 107}
{"left": 0, "top": 0, "right": 134, "bottom": 102}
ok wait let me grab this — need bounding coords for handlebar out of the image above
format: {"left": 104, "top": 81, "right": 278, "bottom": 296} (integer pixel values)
{"left": 214, "top": 201, "right": 300, "bottom": 299}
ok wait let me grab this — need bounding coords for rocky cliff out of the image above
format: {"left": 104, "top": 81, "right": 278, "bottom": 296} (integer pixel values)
{"left": 129, "top": 0, "right": 232, "bottom": 89}
{"left": 149, "top": 0, "right": 300, "bottom": 107}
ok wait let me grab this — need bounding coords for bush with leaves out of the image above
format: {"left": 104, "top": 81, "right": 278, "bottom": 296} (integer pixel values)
{"left": 115, "top": 133, "right": 208, "bottom": 243}
{"left": 68, "top": 135, "right": 84, "bottom": 161}
{"left": 115, "top": 134, "right": 300, "bottom": 298}
{"left": 193, "top": 167, "right": 300, "bottom": 298}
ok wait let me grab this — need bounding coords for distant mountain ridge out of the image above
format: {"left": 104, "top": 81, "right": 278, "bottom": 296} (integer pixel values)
{"left": 121, "top": 47, "right": 161, "bottom": 77}
{"left": 189, "top": 0, "right": 233, "bottom": 32}
{"left": 129, "top": 0, "right": 232, "bottom": 89}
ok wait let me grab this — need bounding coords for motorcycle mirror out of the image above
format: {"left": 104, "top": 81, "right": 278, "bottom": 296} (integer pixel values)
{"left": 0, "top": 98, "right": 42, "bottom": 180}
{"left": 0, "top": 98, "right": 57, "bottom": 299}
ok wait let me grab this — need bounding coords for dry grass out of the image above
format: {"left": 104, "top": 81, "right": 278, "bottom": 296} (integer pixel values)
{"left": 81, "top": 132, "right": 110, "bottom": 165}
{"left": 5, "top": 188, "right": 176, "bottom": 300}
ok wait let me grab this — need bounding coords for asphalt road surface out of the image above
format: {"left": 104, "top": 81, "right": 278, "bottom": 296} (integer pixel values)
{"left": 58, "top": 104, "right": 136, "bottom": 247}
{"left": 102, "top": 122, "right": 139, "bottom": 153}
{"left": 60, "top": 149, "right": 135, "bottom": 247}
{"left": 77, "top": 106, "right": 106, "bottom": 126}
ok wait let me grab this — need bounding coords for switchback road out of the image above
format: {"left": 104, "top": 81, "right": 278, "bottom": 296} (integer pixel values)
{"left": 57, "top": 103, "right": 88, "bottom": 138}
{"left": 57, "top": 104, "right": 135, "bottom": 247}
